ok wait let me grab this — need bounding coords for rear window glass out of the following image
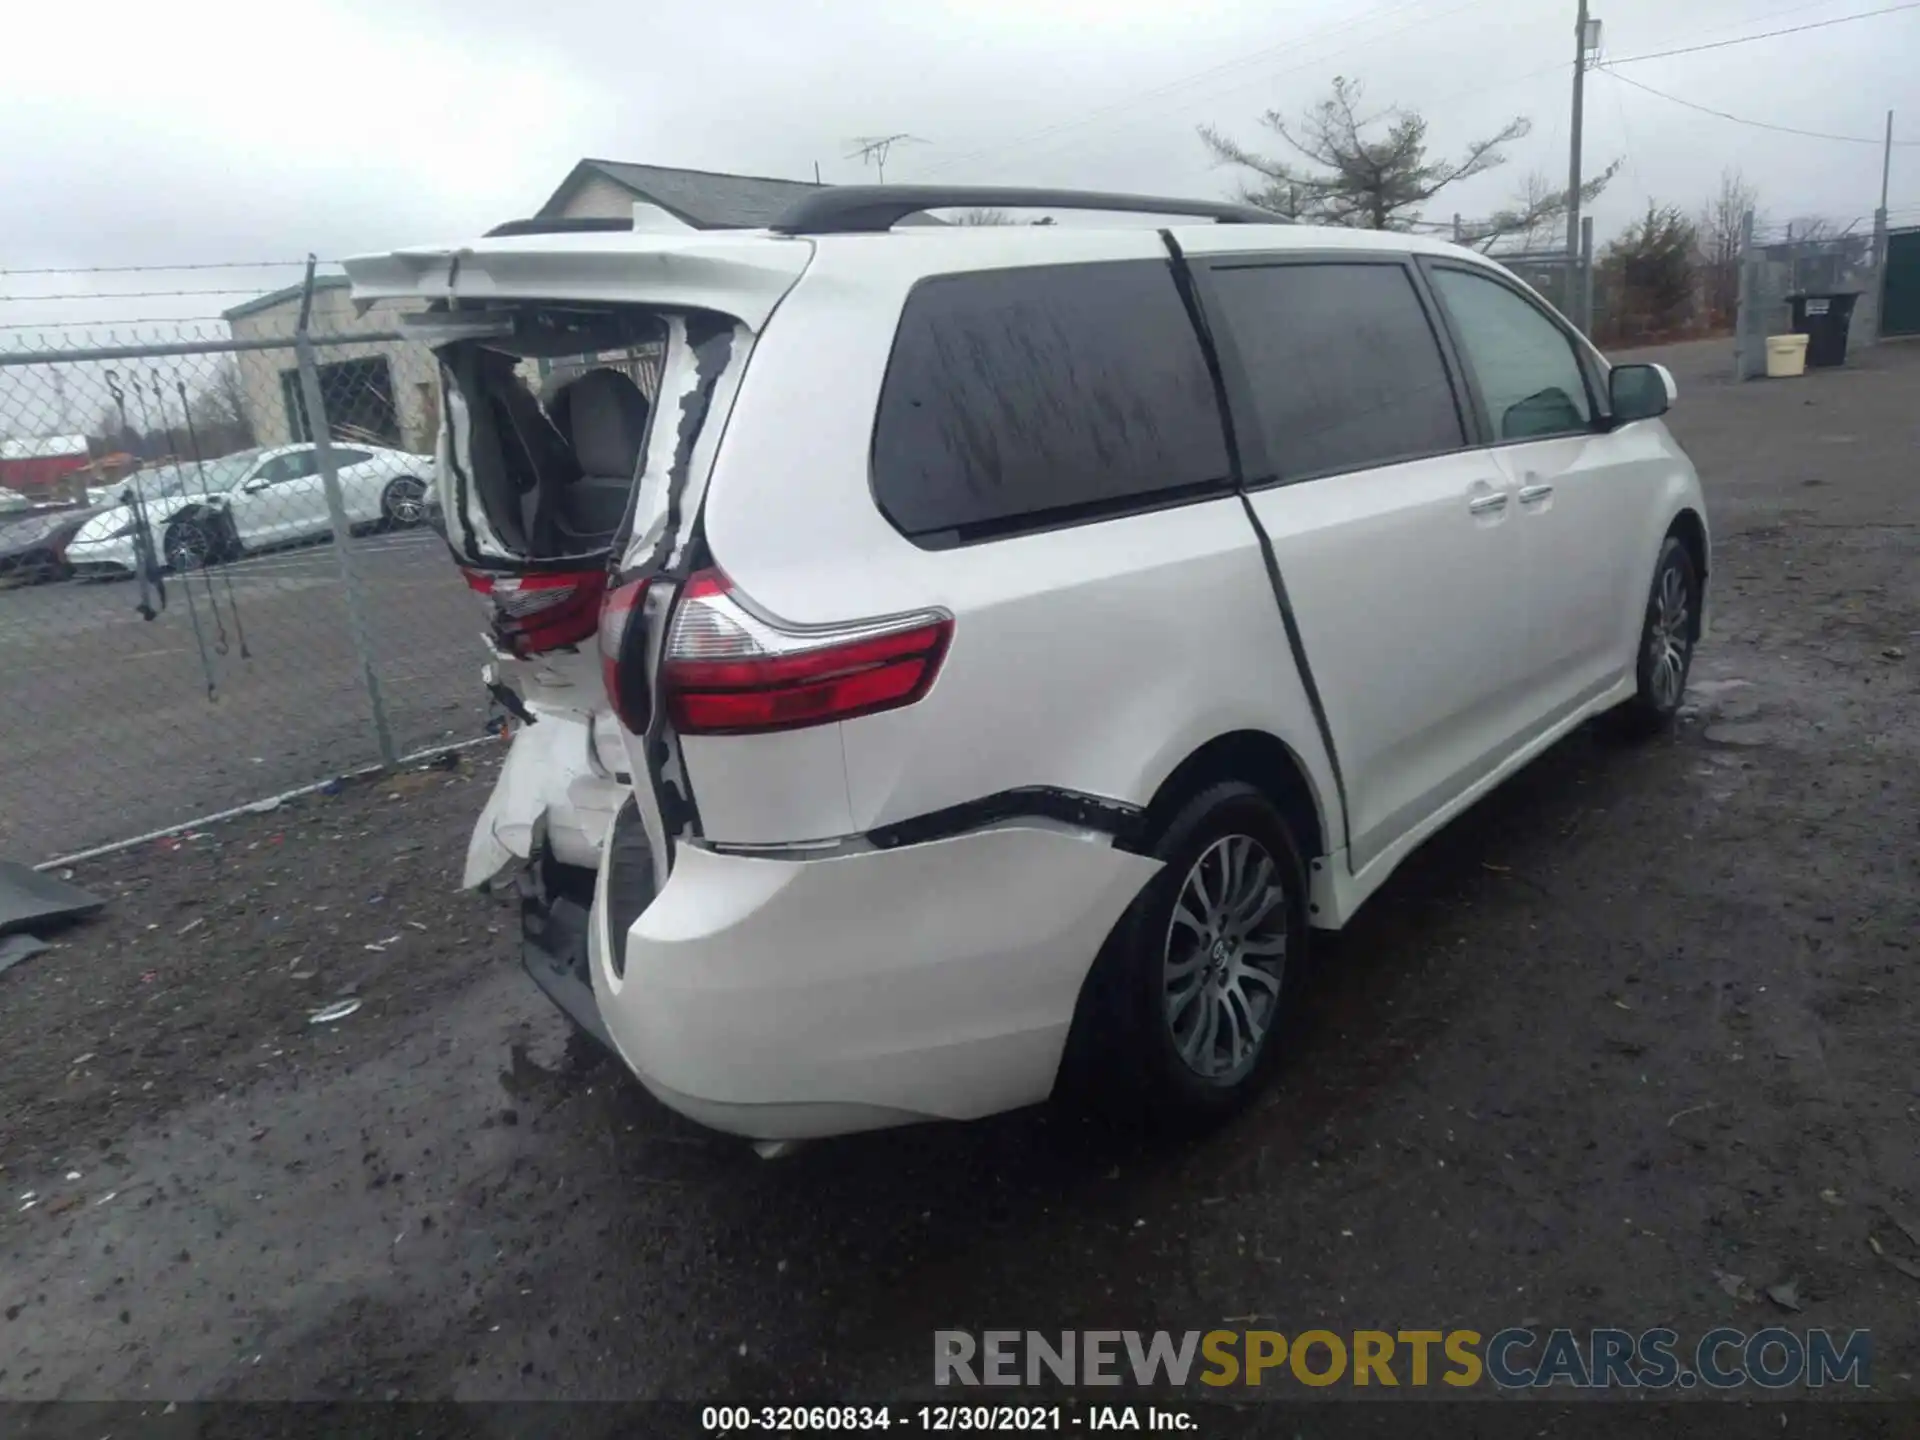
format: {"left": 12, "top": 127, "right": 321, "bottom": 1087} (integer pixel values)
{"left": 1208, "top": 262, "right": 1466, "bottom": 480}
{"left": 871, "top": 260, "right": 1232, "bottom": 544}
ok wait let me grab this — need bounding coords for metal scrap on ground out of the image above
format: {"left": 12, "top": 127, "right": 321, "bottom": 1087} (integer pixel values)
{"left": 0, "top": 860, "right": 103, "bottom": 936}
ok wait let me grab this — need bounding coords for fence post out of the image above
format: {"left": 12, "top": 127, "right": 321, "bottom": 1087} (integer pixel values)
{"left": 1734, "top": 209, "right": 1756, "bottom": 380}
{"left": 294, "top": 257, "right": 398, "bottom": 768}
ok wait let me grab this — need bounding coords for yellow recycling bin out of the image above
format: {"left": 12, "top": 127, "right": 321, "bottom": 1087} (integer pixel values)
{"left": 1766, "top": 333, "right": 1810, "bottom": 378}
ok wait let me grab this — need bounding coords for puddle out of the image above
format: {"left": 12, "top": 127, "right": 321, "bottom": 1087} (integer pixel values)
{"left": 1702, "top": 722, "right": 1772, "bottom": 749}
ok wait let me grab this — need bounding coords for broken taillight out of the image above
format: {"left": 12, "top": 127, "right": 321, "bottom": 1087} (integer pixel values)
{"left": 461, "top": 566, "right": 607, "bottom": 658}
{"left": 598, "top": 574, "right": 653, "bottom": 733}
{"left": 659, "top": 568, "right": 952, "bottom": 736}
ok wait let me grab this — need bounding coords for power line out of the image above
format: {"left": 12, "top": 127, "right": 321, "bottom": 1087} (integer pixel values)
{"left": 915, "top": 0, "right": 1496, "bottom": 179}
{"left": 1598, "top": 66, "right": 1919, "bottom": 145}
{"left": 1604, "top": 2, "right": 1920, "bottom": 66}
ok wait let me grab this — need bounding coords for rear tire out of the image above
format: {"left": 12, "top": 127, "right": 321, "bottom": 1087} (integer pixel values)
{"left": 1614, "top": 535, "right": 1699, "bottom": 737}
{"left": 163, "top": 518, "right": 211, "bottom": 572}
{"left": 1064, "top": 781, "right": 1309, "bottom": 1132}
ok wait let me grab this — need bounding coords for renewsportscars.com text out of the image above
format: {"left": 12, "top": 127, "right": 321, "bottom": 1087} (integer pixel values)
{"left": 934, "top": 1328, "right": 1872, "bottom": 1390}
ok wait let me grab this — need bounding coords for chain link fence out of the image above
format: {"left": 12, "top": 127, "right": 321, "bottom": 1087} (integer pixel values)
{"left": 0, "top": 269, "right": 489, "bottom": 863}
{"left": 1735, "top": 213, "right": 1889, "bottom": 380}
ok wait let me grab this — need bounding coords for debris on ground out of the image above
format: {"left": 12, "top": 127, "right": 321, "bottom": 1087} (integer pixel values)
{"left": 1869, "top": 1234, "right": 1920, "bottom": 1282}
{"left": 1765, "top": 1279, "right": 1803, "bottom": 1313}
{"left": 0, "top": 860, "right": 104, "bottom": 937}
{"left": 307, "top": 998, "right": 362, "bottom": 1025}
{"left": 0, "top": 933, "right": 50, "bottom": 977}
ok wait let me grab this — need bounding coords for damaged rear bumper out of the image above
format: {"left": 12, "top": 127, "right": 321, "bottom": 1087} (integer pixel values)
{"left": 517, "top": 850, "right": 613, "bottom": 1053}
{"left": 587, "top": 804, "right": 1162, "bottom": 1141}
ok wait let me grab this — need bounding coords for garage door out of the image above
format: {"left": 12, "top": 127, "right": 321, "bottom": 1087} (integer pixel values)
{"left": 1885, "top": 229, "right": 1920, "bottom": 338}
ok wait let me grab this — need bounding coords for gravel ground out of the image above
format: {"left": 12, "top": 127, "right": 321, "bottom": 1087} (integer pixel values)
{"left": 1, "top": 340, "right": 1917, "bottom": 1427}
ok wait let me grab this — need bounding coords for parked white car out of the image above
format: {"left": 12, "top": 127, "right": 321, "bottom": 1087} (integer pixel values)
{"left": 347, "top": 186, "right": 1709, "bottom": 1144}
{"left": 66, "top": 442, "right": 435, "bottom": 576}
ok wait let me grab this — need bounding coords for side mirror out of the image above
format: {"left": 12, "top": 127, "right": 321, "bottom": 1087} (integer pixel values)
{"left": 1609, "top": 363, "right": 1676, "bottom": 424}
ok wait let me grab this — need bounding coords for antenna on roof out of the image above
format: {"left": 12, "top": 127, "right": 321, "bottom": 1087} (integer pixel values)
{"left": 845, "top": 134, "right": 927, "bottom": 185}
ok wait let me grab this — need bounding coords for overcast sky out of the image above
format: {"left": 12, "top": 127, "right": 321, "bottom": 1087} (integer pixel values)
{"left": 1, "top": 0, "right": 1914, "bottom": 332}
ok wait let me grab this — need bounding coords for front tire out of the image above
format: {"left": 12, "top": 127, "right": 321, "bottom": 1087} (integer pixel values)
{"left": 1066, "top": 781, "right": 1309, "bottom": 1131}
{"left": 380, "top": 476, "right": 429, "bottom": 529}
{"left": 1616, "top": 535, "right": 1699, "bottom": 736}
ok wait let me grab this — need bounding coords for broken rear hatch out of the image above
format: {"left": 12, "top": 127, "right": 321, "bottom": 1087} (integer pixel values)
{"left": 342, "top": 229, "right": 814, "bottom": 887}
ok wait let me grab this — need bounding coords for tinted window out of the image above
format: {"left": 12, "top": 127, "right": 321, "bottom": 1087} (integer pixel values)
{"left": 333, "top": 448, "right": 374, "bottom": 466}
{"left": 1429, "top": 267, "right": 1593, "bottom": 440}
{"left": 872, "top": 260, "right": 1231, "bottom": 542}
{"left": 1209, "top": 262, "right": 1465, "bottom": 479}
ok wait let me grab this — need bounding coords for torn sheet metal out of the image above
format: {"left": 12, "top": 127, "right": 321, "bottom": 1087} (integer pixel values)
{"left": 0, "top": 861, "right": 104, "bottom": 936}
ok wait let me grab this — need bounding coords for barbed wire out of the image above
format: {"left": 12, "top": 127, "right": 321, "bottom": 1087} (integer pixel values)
{"left": 0, "top": 261, "right": 326, "bottom": 276}
{"left": 0, "top": 316, "right": 231, "bottom": 331}
{"left": 0, "top": 288, "right": 294, "bottom": 302}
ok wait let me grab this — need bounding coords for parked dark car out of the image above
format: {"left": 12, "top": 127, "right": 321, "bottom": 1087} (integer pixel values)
{"left": 0, "top": 502, "right": 111, "bottom": 585}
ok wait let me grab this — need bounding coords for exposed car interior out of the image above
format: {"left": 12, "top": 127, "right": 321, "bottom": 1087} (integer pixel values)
{"left": 434, "top": 306, "right": 662, "bottom": 562}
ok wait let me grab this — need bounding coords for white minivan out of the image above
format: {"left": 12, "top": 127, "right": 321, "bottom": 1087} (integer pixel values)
{"left": 346, "top": 187, "right": 1708, "bottom": 1142}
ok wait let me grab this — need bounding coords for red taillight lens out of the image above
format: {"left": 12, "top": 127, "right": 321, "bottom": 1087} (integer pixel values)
{"left": 460, "top": 566, "right": 607, "bottom": 658}
{"left": 660, "top": 568, "right": 952, "bottom": 736}
{"left": 598, "top": 574, "right": 653, "bottom": 732}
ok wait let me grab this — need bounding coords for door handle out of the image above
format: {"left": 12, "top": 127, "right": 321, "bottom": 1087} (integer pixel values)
{"left": 1518, "top": 484, "right": 1554, "bottom": 503}
{"left": 1468, "top": 493, "right": 1508, "bottom": 515}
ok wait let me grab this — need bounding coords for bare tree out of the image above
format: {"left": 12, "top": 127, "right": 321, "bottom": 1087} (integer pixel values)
{"left": 1695, "top": 169, "right": 1760, "bottom": 328}
{"left": 181, "top": 359, "right": 256, "bottom": 456}
{"left": 1458, "top": 165, "right": 1621, "bottom": 254}
{"left": 1201, "top": 76, "right": 1564, "bottom": 231}
{"left": 953, "top": 208, "right": 1056, "bottom": 226}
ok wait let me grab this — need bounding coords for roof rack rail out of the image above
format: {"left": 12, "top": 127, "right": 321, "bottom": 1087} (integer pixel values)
{"left": 770, "top": 186, "right": 1276, "bottom": 235}
{"left": 485, "top": 216, "right": 635, "bottom": 238}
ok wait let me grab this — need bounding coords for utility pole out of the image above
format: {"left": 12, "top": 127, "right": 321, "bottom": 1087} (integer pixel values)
{"left": 1873, "top": 110, "right": 1894, "bottom": 340}
{"left": 846, "top": 134, "right": 926, "bottom": 184}
{"left": 1878, "top": 109, "right": 1895, "bottom": 247}
{"left": 1567, "top": 0, "right": 1594, "bottom": 264}
{"left": 1883, "top": 111, "right": 1896, "bottom": 212}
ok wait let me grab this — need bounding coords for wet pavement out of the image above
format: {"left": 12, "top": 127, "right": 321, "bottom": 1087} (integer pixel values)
{"left": 2, "top": 340, "right": 1917, "bottom": 1416}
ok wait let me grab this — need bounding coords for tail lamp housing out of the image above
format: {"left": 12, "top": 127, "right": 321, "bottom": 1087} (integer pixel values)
{"left": 461, "top": 567, "right": 607, "bottom": 658}
{"left": 598, "top": 567, "right": 952, "bottom": 738}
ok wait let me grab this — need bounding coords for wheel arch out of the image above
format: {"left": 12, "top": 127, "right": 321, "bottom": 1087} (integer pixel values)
{"left": 1139, "top": 729, "right": 1328, "bottom": 866}
{"left": 1667, "top": 507, "right": 1708, "bottom": 625}
{"left": 159, "top": 502, "right": 236, "bottom": 562}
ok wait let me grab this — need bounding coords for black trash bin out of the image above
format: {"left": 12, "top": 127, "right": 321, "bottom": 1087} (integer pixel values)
{"left": 1788, "top": 291, "right": 1860, "bottom": 368}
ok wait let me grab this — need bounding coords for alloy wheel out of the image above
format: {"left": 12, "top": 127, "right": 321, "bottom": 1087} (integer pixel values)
{"left": 1163, "top": 833, "right": 1288, "bottom": 1084}
{"left": 1646, "top": 559, "right": 1692, "bottom": 710}
{"left": 385, "top": 477, "right": 428, "bottom": 526}
{"left": 166, "top": 522, "right": 209, "bottom": 571}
